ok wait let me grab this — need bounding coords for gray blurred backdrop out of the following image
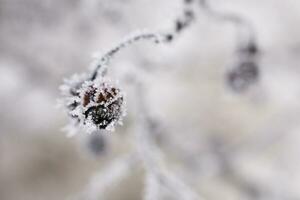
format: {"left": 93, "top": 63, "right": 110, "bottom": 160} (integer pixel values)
{"left": 1, "top": 0, "right": 300, "bottom": 200}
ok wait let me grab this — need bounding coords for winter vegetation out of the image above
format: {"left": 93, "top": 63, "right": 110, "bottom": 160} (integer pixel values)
{"left": 1, "top": 0, "right": 300, "bottom": 200}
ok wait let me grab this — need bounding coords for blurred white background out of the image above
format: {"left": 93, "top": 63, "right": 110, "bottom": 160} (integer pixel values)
{"left": 1, "top": 0, "right": 300, "bottom": 199}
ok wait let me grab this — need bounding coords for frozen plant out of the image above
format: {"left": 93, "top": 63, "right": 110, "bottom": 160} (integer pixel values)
{"left": 226, "top": 49, "right": 259, "bottom": 92}
{"left": 198, "top": 0, "right": 261, "bottom": 92}
{"left": 59, "top": 0, "right": 264, "bottom": 199}
{"left": 60, "top": 0, "right": 262, "bottom": 135}
{"left": 60, "top": 0, "right": 198, "bottom": 135}
{"left": 60, "top": 75, "right": 126, "bottom": 135}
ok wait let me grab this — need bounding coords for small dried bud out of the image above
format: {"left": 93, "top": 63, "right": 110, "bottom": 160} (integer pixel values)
{"left": 82, "top": 83, "right": 124, "bottom": 130}
{"left": 60, "top": 75, "right": 126, "bottom": 134}
{"left": 226, "top": 59, "right": 259, "bottom": 92}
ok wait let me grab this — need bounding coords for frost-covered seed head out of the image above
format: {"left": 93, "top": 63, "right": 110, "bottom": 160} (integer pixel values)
{"left": 60, "top": 75, "right": 125, "bottom": 134}
{"left": 82, "top": 84, "right": 124, "bottom": 129}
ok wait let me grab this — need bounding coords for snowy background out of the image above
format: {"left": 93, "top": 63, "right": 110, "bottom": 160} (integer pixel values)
{"left": 1, "top": 0, "right": 300, "bottom": 199}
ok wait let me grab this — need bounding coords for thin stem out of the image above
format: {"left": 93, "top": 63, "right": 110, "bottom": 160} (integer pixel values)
{"left": 74, "top": 154, "right": 137, "bottom": 200}
{"left": 199, "top": 0, "right": 257, "bottom": 51}
{"left": 134, "top": 81, "right": 204, "bottom": 200}
{"left": 90, "top": 0, "right": 197, "bottom": 81}
{"left": 90, "top": 30, "right": 165, "bottom": 81}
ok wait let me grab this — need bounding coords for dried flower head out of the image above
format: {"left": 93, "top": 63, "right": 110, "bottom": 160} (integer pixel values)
{"left": 60, "top": 75, "right": 126, "bottom": 135}
{"left": 81, "top": 79, "right": 124, "bottom": 130}
{"left": 226, "top": 59, "right": 259, "bottom": 92}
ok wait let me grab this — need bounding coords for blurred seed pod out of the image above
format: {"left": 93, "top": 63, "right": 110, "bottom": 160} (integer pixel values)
{"left": 226, "top": 59, "right": 259, "bottom": 92}
{"left": 87, "top": 132, "right": 107, "bottom": 156}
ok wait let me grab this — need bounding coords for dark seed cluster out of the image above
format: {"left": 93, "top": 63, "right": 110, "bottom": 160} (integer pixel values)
{"left": 82, "top": 84, "right": 124, "bottom": 130}
{"left": 61, "top": 75, "right": 125, "bottom": 133}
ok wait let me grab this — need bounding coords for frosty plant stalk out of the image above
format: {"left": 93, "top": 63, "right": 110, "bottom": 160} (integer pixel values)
{"left": 59, "top": 29, "right": 186, "bottom": 136}
{"left": 198, "top": 0, "right": 261, "bottom": 92}
{"left": 59, "top": 1, "right": 263, "bottom": 199}
{"left": 60, "top": 0, "right": 260, "bottom": 135}
{"left": 60, "top": 0, "right": 197, "bottom": 135}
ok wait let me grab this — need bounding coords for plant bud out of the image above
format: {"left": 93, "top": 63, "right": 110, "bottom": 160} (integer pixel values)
{"left": 60, "top": 75, "right": 126, "bottom": 134}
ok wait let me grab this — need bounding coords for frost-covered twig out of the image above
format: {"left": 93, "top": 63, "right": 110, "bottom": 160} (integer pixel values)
{"left": 60, "top": 0, "right": 263, "bottom": 199}
{"left": 60, "top": 0, "right": 198, "bottom": 134}
{"left": 144, "top": 173, "right": 161, "bottom": 200}
{"left": 134, "top": 82, "right": 204, "bottom": 200}
{"left": 199, "top": 0, "right": 257, "bottom": 52}
{"left": 209, "top": 137, "right": 262, "bottom": 199}
{"left": 89, "top": 30, "right": 165, "bottom": 81}
{"left": 197, "top": 0, "right": 260, "bottom": 92}
{"left": 89, "top": 0, "right": 197, "bottom": 80}
{"left": 74, "top": 154, "right": 137, "bottom": 200}
{"left": 61, "top": 0, "right": 205, "bottom": 198}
